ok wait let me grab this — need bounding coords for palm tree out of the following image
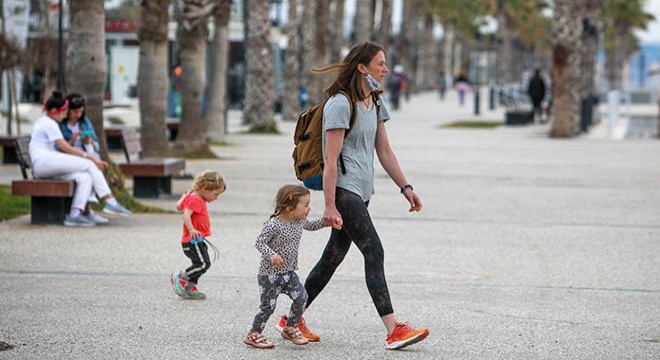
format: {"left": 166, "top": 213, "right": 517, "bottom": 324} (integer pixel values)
{"left": 418, "top": 14, "right": 440, "bottom": 91}
{"left": 311, "top": 0, "right": 331, "bottom": 100}
{"left": 550, "top": 0, "right": 583, "bottom": 138}
{"left": 353, "top": 0, "right": 371, "bottom": 44}
{"left": 579, "top": 1, "right": 602, "bottom": 109}
{"left": 426, "top": 0, "right": 483, "bottom": 82}
{"left": 174, "top": 0, "right": 212, "bottom": 153}
{"left": 243, "top": 0, "right": 276, "bottom": 132}
{"left": 397, "top": 0, "right": 423, "bottom": 92}
{"left": 204, "top": 0, "right": 233, "bottom": 142}
{"left": 603, "top": 0, "right": 653, "bottom": 91}
{"left": 377, "top": 0, "right": 392, "bottom": 55}
{"left": 66, "top": 0, "right": 108, "bottom": 158}
{"left": 329, "top": 0, "right": 346, "bottom": 63}
{"left": 137, "top": 0, "right": 170, "bottom": 157}
{"left": 281, "top": 0, "right": 301, "bottom": 121}
{"left": 494, "top": 0, "right": 514, "bottom": 85}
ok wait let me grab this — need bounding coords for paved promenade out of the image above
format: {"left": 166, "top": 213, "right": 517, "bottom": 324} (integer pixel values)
{"left": 1, "top": 90, "right": 659, "bottom": 359}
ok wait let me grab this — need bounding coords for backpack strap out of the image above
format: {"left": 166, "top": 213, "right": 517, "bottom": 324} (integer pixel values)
{"left": 371, "top": 92, "right": 381, "bottom": 116}
{"left": 333, "top": 91, "right": 357, "bottom": 176}
{"left": 336, "top": 90, "right": 358, "bottom": 135}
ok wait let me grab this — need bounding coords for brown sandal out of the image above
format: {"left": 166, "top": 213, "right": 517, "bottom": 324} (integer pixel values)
{"left": 244, "top": 332, "right": 274, "bottom": 349}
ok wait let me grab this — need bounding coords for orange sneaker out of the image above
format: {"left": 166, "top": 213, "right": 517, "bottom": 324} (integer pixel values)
{"left": 275, "top": 315, "right": 320, "bottom": 342}
{"left": 386, "top": 322, "right": 429, "bottom": 350}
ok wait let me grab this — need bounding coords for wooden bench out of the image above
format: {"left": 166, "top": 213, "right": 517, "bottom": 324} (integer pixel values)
{"left": 118, "top": 127, "right": 186, "bottom": 198}
{"left": 104, "top": 127, "right": 127, "bottom": 150}
{"left": 0, "top": 135, "right": 19, "bottom": 164}
{"left": 10, "top": 136, "right": 75, "bottom": 224}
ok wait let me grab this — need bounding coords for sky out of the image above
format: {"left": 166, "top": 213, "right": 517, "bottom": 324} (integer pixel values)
{"left": 637, "top": 0, "right": 660, "bottom": 45}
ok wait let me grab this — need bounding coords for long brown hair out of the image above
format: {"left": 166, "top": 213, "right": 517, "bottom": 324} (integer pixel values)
{"left": 312, "top": 41, "right": 385, "bottom": 104}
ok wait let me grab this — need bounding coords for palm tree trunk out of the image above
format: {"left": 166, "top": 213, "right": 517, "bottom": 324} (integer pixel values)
{"left": 353, "top": 0, "right": 371, "bottom": 44}
{"left": 399, "top": 0, "right": 421, "bottom": 91}
{"left": 443, "top": 24, "right": 454, "bottom": 84}
{"left": 66, "top": 0, "right": 128, "bottom": 191}
{"left": 378, "top": 0, "right": 392, "bottom": 54}
{"left": 312, "top": 0, "right": 331, "bottom": 99}
{"left": 605, "top": 23, "right": 628, "bottom": 91}
{"left": 579, "top": 1, "right": 601, "bottom": 99}
{"left": 174, "top": 0, "right": 209, "bottom": 152}
{"left": 66, "top": 0, "right": 107, "bottom": 158}
{"left": 204, "top": 0, "right": 232, "bottom": 142}
{"left": 243, "top": 0, "right": 276, "bottom": 132}
{"left": 282, "top": 0, "right": 301, "bottom": 121}
{"left": 496, "top": 1, "right": 514, "bottom": 85}
{"left": 301, "top": 0, "right": 318, "bottom": 104}
{"left": 419, "top": 15, "right": 438, "bottom": 91}
{"left": 138, "top": 0, "right": 170, "bottom": 157}
{"left": 550, "top": 0, "right": 582, "bottom": 138}
{"left": 329, "top": 0, "right": 346, "bottom": 63}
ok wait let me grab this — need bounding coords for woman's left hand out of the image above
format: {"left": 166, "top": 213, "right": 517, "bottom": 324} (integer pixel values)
{"left": 403, "top": 189, "right": 422, "bottom": 212}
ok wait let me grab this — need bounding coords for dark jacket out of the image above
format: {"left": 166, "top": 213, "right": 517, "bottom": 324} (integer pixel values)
{"left": 528, "top": 75, "right": 546, "bottom": 102}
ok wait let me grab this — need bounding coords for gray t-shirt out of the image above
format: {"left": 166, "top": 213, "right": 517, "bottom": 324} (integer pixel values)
{"left": 322, "top": 93, "right": 390, "bottom": 202}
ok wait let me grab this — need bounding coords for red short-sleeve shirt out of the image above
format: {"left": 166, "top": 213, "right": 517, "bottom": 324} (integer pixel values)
{"left": 180, "top": 193, "right": 212, "bottom": 243}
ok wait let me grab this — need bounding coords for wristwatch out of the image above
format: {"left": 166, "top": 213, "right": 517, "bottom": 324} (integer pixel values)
{"left": 400, "top": 184, "right": 413, "bottom": 194}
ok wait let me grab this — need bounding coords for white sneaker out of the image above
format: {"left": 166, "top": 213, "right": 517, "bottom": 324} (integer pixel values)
{"left": 86, "top": 211, "right": 109, "bottom": 224}
{"left": 103, "top": 202, "right": 132, "bottom": 216}
{"left": 64, "top": 214, "right": 96, "bottom": 227}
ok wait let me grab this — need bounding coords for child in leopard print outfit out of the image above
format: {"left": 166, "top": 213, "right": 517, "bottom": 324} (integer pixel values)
{"left": 243, "top": 184, "right": 341, "bottom": 349}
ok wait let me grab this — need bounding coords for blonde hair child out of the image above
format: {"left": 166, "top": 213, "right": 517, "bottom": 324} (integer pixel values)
{"left": 243, "top": 185, "right": 340, "bottom": 349}
{"left": 169, "top": 170, "right": 226, "bottom": 300}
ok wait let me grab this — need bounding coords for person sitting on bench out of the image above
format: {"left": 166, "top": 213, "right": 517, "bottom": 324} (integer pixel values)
{"left": 59, "top": 93, "right": 101, "bottom": 159}
{"left": 58, "top": 92, "right": 107, "bottom": 224}
{"left": 30, "top": 90, "right": 132, "bottom": 227}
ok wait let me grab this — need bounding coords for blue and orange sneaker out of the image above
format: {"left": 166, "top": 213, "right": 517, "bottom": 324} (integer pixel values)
{"left": 183, "top": 286, "right": 206, "bottom": 300}
{"left": 169, "top": 271, "right": 185, "bottom": 297}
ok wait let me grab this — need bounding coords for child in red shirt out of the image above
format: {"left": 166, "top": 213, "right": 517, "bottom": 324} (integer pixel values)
{"left": 170, "top": 170, "right": 226, "bottom": 299}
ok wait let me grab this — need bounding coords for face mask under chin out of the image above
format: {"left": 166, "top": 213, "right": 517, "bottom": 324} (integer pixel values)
{"left": 363, "top": 73, "right": 381, "bottom": 91}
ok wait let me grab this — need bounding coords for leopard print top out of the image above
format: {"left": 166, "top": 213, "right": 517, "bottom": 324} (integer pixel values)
{"left": 255, "top": 217, "right": 324, "bottom": 275}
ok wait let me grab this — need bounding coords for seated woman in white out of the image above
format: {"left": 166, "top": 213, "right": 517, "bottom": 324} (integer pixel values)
{"left": 30, "top": 90, "right": 132, "bottom": 227}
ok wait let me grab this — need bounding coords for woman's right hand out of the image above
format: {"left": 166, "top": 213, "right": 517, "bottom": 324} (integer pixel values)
{"left": 323, "top": 206, "right": 342, "bottom": 230}
{"left": 92, "top": 157, "right": 108, "bottom": 170}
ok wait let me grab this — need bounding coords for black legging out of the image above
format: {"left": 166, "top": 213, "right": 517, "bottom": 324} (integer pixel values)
{"left": 304, "top": 187, "right": 394, "bottom": 316}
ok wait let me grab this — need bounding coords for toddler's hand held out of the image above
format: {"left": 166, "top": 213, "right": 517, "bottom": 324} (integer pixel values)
{"left": 332, "top": 216, "right": 343, "bottom": 230}
{"left": 271, "top": 255, "right": 284, "bottom": 266}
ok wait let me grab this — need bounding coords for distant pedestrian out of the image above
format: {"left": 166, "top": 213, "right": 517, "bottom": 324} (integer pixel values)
{"left": 170, "top": 170, "right": 226, "bottom": 300}
{"left": 387, "top": 64, "right": 406, "bottom": 110}
{"left": 527, "top": 68, "right": 546, "bottom": 122}
{"left": 244, "top": 185, "right": 341, "bottom": 349}
{"left": 438, "top": 70, "right": 447, "bottom": 100}
{"left": 454, "top": 71, "right": 471, "bottom": 106}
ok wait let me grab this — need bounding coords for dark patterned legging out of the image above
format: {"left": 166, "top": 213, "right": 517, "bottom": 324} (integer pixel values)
{"left": 250, "top": 271, "right": 308, "bottom": 333}
{"left": 304, "top": 187, "right": 394, "bottom": 317}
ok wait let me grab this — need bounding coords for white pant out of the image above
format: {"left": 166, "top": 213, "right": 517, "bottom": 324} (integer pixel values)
{"left": 32, "top": 150, "right": 111, "bottom": 211}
